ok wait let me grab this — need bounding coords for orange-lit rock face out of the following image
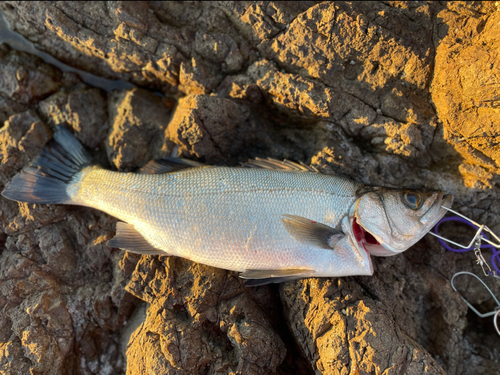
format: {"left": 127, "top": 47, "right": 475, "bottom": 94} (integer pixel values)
{"left": 432, "top": 9, "right": 500, "bottom": 187}
{"left": 125, "top": 256, "right": 286, "bottom": 374}
{"left": 0, "top": 1, "right": 499, "bottom": 374}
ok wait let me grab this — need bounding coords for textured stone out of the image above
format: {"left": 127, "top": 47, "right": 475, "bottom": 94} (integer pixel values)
{"left": 107, "top": 88, "right": 171, "bottom": 170}
{"left": 39, "top": 86, "right": 108, "bottom": 148}
{"left": 125, "top": 256, "right": 286, "bottom": 375}
{"left": 0, "top": 45, "right": 62, "bottom": 104}
{"left": 165, "top": 94, "right": 251, "bottom": 164}
{"left": 0, "top": 2, "right": 499, "bottom": 375}
{"left": 432, "top": 8, "right": 500, "bottom": 176}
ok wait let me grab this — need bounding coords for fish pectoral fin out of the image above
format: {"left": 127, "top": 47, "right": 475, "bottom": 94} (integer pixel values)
{"left": 240, "top": 268, "right": 313, "bottom": 286}
{"left": 241, "top": 157, "right": 318, "bottom": 172}
{"left": 139, "top": 157, "right": 204, "bottom": 174}
{"left": 107, "top": 222, "right": 167, "bottom": 255}
{"left": 281, "top": 214, "right": 344, "bottom": 249}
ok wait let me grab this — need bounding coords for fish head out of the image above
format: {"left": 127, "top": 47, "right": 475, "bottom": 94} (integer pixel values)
{"left": 351, "top": 188, "right": 453, "bottom": 256}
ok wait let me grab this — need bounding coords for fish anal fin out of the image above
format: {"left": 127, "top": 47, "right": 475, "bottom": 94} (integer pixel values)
{"left": 244, "top": 276, "right": 305, "bottom": 286}
{"left": 107, "top": 222, "right": 167, "bottom": 255}
{"left": 281, "top": 214, "right": 343, "bottom": 249}
{"left": 240, "top": 268, "right": 313, "bottom": 283}
{"left": 139, "top": 158, "right": 204, "bottom": 174}
{"left": 241, "top": 268, "right": 313, "bottom": 286}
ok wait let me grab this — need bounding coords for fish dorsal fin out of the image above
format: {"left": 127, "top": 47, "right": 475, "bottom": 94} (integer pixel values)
{"left": 242, "top": 157, "right": 318, "bottom": 172}
{"left": 107, "top": 222, "right": 167, "bottom": 255}
{"left": 240, "top": 268, "right": 314, "bottom": 286}
{"left": 139, "top": 157, "right": 204, "bottom": 174}
{"left": 281, "top": 214, "right": 343, "bottom": 249}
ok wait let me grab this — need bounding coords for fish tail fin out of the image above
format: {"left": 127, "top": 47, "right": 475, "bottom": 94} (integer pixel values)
{"left": 2, "top": 126, "right": 93, "bottom": 204}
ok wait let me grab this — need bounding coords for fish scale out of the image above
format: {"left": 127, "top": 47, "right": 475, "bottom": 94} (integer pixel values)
{"left": 72, "top": 166, "right": 361, "bottom": 272}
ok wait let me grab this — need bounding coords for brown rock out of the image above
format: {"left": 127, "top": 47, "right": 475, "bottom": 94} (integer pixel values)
{"left": 432, "top": 8, "right": 500, "bottom": 175}
{"left": 0, "top": 2, "right": 253, "bottom": 93}
{"left": 38, "top": 86, "right": 108, "bottom": 148}
{"left": 0, "top": 45, "right": 62, "bottom": 105}
{"left": 217, "top": 2, "right": 315, "bottom": 44}
{"left": 1, "top": 2, "right": 500, "bottom": 375}
{"left": 107, "top": 88, "right": 171, "bottom": 170}
{"left": 0, "top": 94, "right": 28, "bottom": 126}
{"left": 0, "top": 338, "right": 32, "bottom": 375}
{"left": 253, "top": 1, "right": 439, "bottom": 167}
{"left": 280, "top": 264, "right": 463, "bottom": 375}
{"left": 178, "top": 57, "right": 221, "bottom": 95}
{"left": 0, "top": 110, "right": 51, "bottom": 184}
{"left": 125, "top": 256, "right": 286, "bottom": 374}
{"left": 216, "top": 75, "right": 262, "bottom": 104}
{"left": 165, "top": 95, "right": 251, "bottom": 163}
{"left": 0, "top": 211, "right": 138, "bottom": 374}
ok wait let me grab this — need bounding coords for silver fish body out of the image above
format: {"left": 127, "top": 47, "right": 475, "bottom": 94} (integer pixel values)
{"left": 1, "top": 126, "right": 453, "bottom": 283}
{"left": 72, "top": 165, "right": 372, "bottom": 277}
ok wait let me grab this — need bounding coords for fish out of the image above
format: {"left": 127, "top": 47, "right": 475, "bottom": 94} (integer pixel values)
{"left": 1, "top": 126, "right": 453, "bottom": 285}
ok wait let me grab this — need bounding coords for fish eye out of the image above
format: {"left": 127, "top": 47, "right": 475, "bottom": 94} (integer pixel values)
{"left": 402, "top": 192, "right": 423, "bottom": 210}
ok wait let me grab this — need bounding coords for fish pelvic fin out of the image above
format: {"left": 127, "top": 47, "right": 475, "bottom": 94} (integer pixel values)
{"left": 1, "top": 126, "right": 93, "bottom": 204}
{"left": 107, "top": 222, "right": 167, "bottom": 256}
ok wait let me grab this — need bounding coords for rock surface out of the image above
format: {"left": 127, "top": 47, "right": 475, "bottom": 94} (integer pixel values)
{"left": 0, "top": 1, "right": 499, "bottom": 374}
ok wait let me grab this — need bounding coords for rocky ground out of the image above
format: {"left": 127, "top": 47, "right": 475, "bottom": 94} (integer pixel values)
{"left": 0, "top": 1, "right": 499, "bottom": 374}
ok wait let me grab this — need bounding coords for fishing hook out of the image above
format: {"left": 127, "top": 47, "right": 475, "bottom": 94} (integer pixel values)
{"left": 451, "top": 271, "right": 500, "bottom": 336}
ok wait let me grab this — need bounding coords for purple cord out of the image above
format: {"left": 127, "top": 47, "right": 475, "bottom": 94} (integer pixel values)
{"left": 433, "top": 216, "right": 500, "bottom": 275}
{"left": 433, "top": 216, "right": 490, "bottom": 252}
{"left": 492, "top": 251, "right": 500, "bottom": 275}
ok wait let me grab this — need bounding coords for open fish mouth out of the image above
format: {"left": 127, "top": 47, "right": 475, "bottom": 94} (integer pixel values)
{"left": 352, "top": 217, "right": 382, "bottom": 253}
{"left": 352, "top": 218, "right": 379, "bottom": 247}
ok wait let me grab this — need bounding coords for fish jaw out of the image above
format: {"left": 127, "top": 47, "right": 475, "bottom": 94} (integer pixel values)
{"left": 377, "top": 193, "right": 453, "bottom": 255}
{"left": 309, "top": 215, "right": 373, "bottom": 278}
{"left": 351, "top": 216, "right": 396, "bottom": 256}
{"left": 354, "top": 192, "right": 454, "bottom": 256}
{"left": 348, "top": 199, "right": 393, "bottom": 256}
{"left": 420, "top": 193, "right": 453, "bottom": 227}
{"left": 326, "top": 216, "right": 374, "bottom": 276}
